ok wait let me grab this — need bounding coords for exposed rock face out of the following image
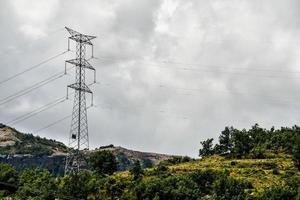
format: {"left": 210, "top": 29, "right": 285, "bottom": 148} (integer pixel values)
{"left": 0, "top": 126, "right": 20, "bottom": 147}
{"left": 0, "top": 154, "right": 66, "bottom": 176}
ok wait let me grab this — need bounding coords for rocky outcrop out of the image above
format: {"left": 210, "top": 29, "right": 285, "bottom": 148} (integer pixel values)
{"left": 0, "top": 126, "right": 20, "bottom": 147}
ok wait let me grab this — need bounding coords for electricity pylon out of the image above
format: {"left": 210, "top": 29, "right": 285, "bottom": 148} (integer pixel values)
{"left": 64, "top": 27, "right": 96, "bottom": 174}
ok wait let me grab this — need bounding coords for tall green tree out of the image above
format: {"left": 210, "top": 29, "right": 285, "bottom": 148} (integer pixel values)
{"left": 90, "top": 150, "right": 118, "bottom": 175}
{"left": 130, "top": 160, "right": 144, "bottom": 181}
{"left": 218, "top": 127, "right": 233, "bottom": 154}
{"left": 231, "top": 129, "right": 251, "bottom": 157}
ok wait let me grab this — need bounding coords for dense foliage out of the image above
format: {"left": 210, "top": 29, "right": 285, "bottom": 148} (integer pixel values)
{"left": 89, "top": 150, "right": 118, "bottom": 176}
{"left": 0, "top": 165, "right": 257, "bottom": 200}
{"left": 199, "top": 124, "right": 300, "bottom": 168}
{"left": 1, "top": 124, "right": 300, "bottom": 199}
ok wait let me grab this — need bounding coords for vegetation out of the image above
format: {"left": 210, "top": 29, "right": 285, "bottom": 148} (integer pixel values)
{"left": 1, "top": 124, "right": 300, "bottom": 199}
{"left": 89, "top": 150, "right": 118, "bottom": 176}
{"left": 129, "top": 160, "right": 144, "bottom": 180}
{"left": 0, "top": 126, "right": 68, "bottom": 156}
{"left": 200, "top": 124, "right": 300, "bottom": 162}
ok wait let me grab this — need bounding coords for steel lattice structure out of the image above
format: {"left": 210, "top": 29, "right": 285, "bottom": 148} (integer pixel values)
{"left": 64, "top": 27, "right": 96, "bottom": 174}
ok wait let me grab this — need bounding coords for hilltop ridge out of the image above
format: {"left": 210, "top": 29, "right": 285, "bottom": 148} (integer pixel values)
{"left": 0, "top": 124, "right": 175, "bottom": 172}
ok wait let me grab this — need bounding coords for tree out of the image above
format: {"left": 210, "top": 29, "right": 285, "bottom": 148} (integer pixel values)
{"left": 90, "top": 150, "right": 118, "bottom": 175}
{"left": 97, "top": 176, "right": 134, "bottom": 199}
{"left": 57, "top": 170, "right": 97, "bottom": 200}
{"left": 0, "top": 163, "right": 18, "bottom": 184}
{"left": 199, "top": 138, "right": 215, "bottom": 157}
{"left": 0, "top": 163, "right": 18, "bottom": 197}
{"left": 231, "top": 129, "right": 251, "bottom": 157}
{"left": 218, "top": 127, "right": 233, "bottom": 154}
{"left": 293, "top": 135, "right": 300, "bottom": 170}
{"left": 130, "top": 160, "right": 144, "bottom": 180}
{"left": 16, "top": 168, "right": 57, "bottom": 200}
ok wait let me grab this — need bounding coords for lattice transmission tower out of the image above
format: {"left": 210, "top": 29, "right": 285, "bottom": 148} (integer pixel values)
{"left": 64, "top": 27, "right": 96, "bottom": 174}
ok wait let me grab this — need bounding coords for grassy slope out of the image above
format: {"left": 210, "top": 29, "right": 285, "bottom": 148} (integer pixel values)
{"left": 114, "top": 151, "right": 299, "bottom": 197}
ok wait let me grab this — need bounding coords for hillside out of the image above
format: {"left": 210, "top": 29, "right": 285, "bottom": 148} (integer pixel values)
{"left": 167, "top": 152, "right": 298, "bottom": 195}
{"left": 0, "top": 123, "right": 68, "bottom": 156}
{"left": 1, "top": 124, "right": 300, "bottom": 199}
{"left": 0, "top": 124, "right": 174, "bottom": 173}
{"left": 94, "top": 145, "right": 173, "bottom": 170}
{"left": 94, "top": 150, "right": 299, "bottom": 199}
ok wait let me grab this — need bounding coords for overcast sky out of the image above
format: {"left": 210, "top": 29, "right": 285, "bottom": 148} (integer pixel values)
{"left": 1, "top": 0, "right": 300, "bottom": 157}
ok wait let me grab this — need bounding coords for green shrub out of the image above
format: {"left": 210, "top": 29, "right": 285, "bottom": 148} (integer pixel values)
{"left": 213, "top": 173, "right": 252, "bottom": 200}
{"left": 272, "top": 169, "right": 280, "bottom": 175}
{"left": 16, "top": 168, "right": 57, "bottom": 200}
{"left": 259, "top": 186, "right": 297, "bottom": 200}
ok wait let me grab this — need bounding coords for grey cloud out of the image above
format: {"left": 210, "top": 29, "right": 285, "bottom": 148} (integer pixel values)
{"left": 1, "top": 0, "right": 300, "bottom": 157}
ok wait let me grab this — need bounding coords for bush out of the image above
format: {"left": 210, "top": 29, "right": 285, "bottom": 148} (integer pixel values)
{"left": 189, "top": 170, "right": 218, "bottom": 195}
{"left": 231, "top": 161, "right": 237, "bottom": 166}
{"left": 213, "top": 172, "right": 252, "bottom": 200}
{"left": 259, "top": 186, "right": 297, "bottom": 200}
{"left": 155, "top": 164, "right": 168, "bottom": 174}
{"left": 272, "top": 169, "right": 280, "bottom": 175}
{"left": 135, "top": 176, "right": 202, "bottom": 200}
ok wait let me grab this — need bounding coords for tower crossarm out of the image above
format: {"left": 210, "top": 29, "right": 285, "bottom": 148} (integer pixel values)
{"left": 66, "top": 59, "right": 95, "bottom": 71}
{"left": 68, "top": 83, "right": 92, "bottom": 94}
{"left": 65, "top": 27, "right": 96, "bottom": 45}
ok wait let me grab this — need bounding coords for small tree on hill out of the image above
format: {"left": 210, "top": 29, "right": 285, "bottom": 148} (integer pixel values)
{"left": 199, "top": 138, "right": 215, "bottom": 157}
{"left": 129, "top": 160, "right": 143, "bottom": 180}
{"left": 219, "top": 127, "right": 233, "bottom": 154}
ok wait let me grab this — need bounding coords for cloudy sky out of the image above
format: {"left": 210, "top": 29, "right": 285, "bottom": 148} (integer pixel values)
{"left": 1, "top": 0, "right": 300, "bottom": 157}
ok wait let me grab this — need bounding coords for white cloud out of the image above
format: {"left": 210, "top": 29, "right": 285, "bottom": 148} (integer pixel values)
{"left": 10, "top": 0, "right": 60, "bottom": 39}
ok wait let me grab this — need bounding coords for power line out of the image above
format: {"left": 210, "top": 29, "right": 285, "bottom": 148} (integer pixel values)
{"left": 34, "top": 105, "right": 93, "bottom": 134}
{"left": 0, "top": 50, "right": 69, "bottom": 85}
{"left": 95, "top": 55, "right": 300, "bottom": 78}
{"left": 9, "top": 82, "right": 95, "bottom": 131}
{"left": 7, "top": 97, "right": 67, "bottom": 125}
{"left": 35, "top": 114, "right": 71, "bottom": 133}
{"left": 95, "top": 80, "right": 300, "bottom": 106}
{"left": 0, "top": 67, "right": 73, "bottom": 107}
